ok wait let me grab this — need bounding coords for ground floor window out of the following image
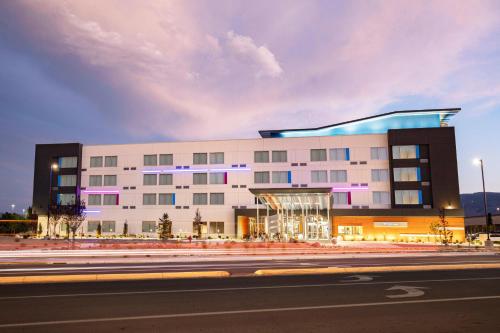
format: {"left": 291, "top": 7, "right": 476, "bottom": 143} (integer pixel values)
{"left": 88, "top": 221, "right": 100, "bottom": 232}
{"left": 142, "top": 221, "right": 156, "bottom": 233}
{"left": 102, "top": 221, "right": 116, "bottom": 233}
{"left": 209, "top": 222, "right": 224, "bottom": 234}
{"left": 193, "top": 222, "right": 208, "bottom": 236}
{"left": 338, "top": 225, "right": 363, "bottom": 235}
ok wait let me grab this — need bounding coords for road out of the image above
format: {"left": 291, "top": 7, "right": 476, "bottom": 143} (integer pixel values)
{"left": 0, "top": 268, "right": 499, "bottom": 332}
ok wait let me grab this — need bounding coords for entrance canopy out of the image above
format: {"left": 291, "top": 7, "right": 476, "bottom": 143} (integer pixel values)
{"left": 249, "top": 188, "right": 332, "bottom": 210}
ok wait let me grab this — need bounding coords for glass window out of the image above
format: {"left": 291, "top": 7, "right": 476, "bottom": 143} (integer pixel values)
{"left": 89, "top": 175, "right": 102, "bottom": 187}
{"left": 271, "top": 151, "right": 287, "bottom": 163}
{"left": 159, "top": 154, "right": 173, "bottom": 165}
{"left": 142, "top": 221, "right": 156, "bottom": 233}
{"left": 103, "top": 194, "right": 118, "bottom": 205}
{"left": 254, "top": 171, "right": 270, "bottom": 184}
{"left": 103, "top": 175, "right": 117, "bottom": 186}
{"left": 310, "top": 149, "right": 327, "bottom": 161}
{"left": 371, "top": 169, "right": 389, "bottom": 182}
{"left": 311, "top": 170, "right": 328, "bottom": 183}
{"left": 90, "top": 156, "right": 103, "bottom": 168}
{"left": 144, "top": 155, "right": 157, "bottom": 166}
{"left": 210, "top": 193, "right": 224, "bottom": 205}
{"left": 371, "top": 147, "right": 388, "bottom": 160}
{"left": 209, "top": 222, "right": 224, "bottom": 234}
{"left": 330, "top": 170, "right": 347, "bottom": 182}
{"left": 393, "top": 167, "right": 419, "bottom": 182}
{"left": 373, "top": 191, "right": 391, "bottom": 204}
{"left": 333, "top": 192, "right": 348, "bottom": 205}
{"left": 87, "top": 221, "right": 100, "bottom": 232}
{"left": 159, "top": 174, "right": 173, "bottom": 185}
{"left": 254, "top": 151, "right": 269, "bottom": 163}
{"left": 209, "top": 172, "right": 225, "bottom": 184}
{"left": 193, "top": 173, "right": 208, "bottom": 185}
{"left": 143, "top": 174, "right": 157, "bottom": 186}
{"left": 59, "top": 157, "right": 77, "bottom": 168}
{"left": 272, "top": 171, "right": 288, "bottom": 183}
{"left": 58, "top": 193, "right": 76, "bottom": 205}
{"left": 143, "top": 193, "right": 156, "bottom": 205}
{"left": 392, "top": 145, "right": 417, "bottom": 159}
{"left": 158, "top": 193, "right": 175, "bottom": 205}
{"left": 104, "top": 156, "right": 117, "bottom": 167}
{"left": 58, "top": 175, "right": 77, "bottom": 187}
{"left": 395, "top": 190, "right": 421, "bottom": 205}
{"left": 193, "top": 193, "right": 208, "bottom": 205}
{"left": 338, "top": 225, "right": 363, "bottom": 235}
{"left": 102, "top": 221, "right": 115, "bottom": 233}
{"left": 209, "top": 152, "right": 224, "bottom": 164}
{"left": 193, "top": 153, "right": 208, "bottom": 165}
{"left": 88, "top": 194, "right": 101, "bottom": 205}
{"left": 329, "top": 148, "right": 348, "bottom": 161}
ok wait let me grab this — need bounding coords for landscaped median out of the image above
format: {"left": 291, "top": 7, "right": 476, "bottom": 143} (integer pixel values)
{"left": 254, "top": 263, "right": 500, "bottom": 276}
{"left": 0, "top": 270, "right": 231, "bottom": 284}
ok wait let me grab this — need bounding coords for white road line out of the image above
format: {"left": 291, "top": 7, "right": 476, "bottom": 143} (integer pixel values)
{"left": 0, "top": 295, "right": 498, "bottom": 328}
{"left": 1, "top": 276, "right": 498, "bottom": 300}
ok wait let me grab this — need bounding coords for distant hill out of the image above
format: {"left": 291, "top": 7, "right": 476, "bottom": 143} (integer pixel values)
{"left": 460, "top": 192, "right": 500, "bottom": 217}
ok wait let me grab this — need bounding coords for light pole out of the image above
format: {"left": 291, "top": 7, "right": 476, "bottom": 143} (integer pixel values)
{"left": 10, "top": 204, "right": 15, "bottom": 212}
{"left": 46, "top": 162, "right": 59, "bottom": 237}
{"left": 473, "top": 158, "right": 490, "bottom": 243}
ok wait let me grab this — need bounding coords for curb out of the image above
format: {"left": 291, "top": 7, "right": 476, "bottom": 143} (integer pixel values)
{"left": 0, "top": 271, "right": 231, "bottom": 285}
{"left": 254, "top": 263, "right": 500, "bottom": 276}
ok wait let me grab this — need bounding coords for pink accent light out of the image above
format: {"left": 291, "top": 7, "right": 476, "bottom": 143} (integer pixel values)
{"left": 82, "top": 190, "right": 120, "bottom": 194}
{"left": 331, "top": 186, "right": 368, "bottom": 192}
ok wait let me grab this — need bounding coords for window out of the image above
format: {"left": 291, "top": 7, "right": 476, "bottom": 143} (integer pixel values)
{"left": 59, "top": 157, "right": 77, "bottom": 168}
{"left": 333, "top": 192, "right": 349, "bottom": 205}
{"left": 254, "top": 171, "right": 270, "bottom": 184}
{"left": 159, "top": 174, "right": 173, "bottom": 185}
{"left": 392, "top": 145, "right": 418, "bottom": 159}
{"left": 330, "top": 170, "right": 347, "bottom": 182}
{"left": 143, "top": 174, "right": 157, "bottom": 186}
{"left": 311, "top": 170, "right": 328, "bottom": 183}
{"left": 311, "top": 149, "right": 327, "bottom": 161}
{"left": 58, "top": 175, "right": 77, "bottom": 187}
{"left": 58, "top": 193, "right": 76, "bottom": 205}
{"left": 373, "top": 191, "right": 391, "bottom": 204}
{"left": 104, "top": 156, "right": 117, "bottom": 167}
{"left": 371, "top": 147, "right": 388, "bottom": 160}
{"left": 88, "top": 194, "right": 101, "bottom": 205}
{"left": 90, "top": 156, "right": 103, "bottom": 168}
{"left": 103, "top": 175, "right": 117, "bottom": 186}
{"left": 329, "top": 148, "right": 348, "bottom": 161}
{"left": 393, "top": 167, "right": 419, "bottom": 182}
{"left": 87, "top": 221, "right": 100, "bottom": 232}
{"left": 371, "top": 169, "right": 389, "bottom": 182}
{"left": 209, "top": 222, "right": 224, "bottom": 234}
{"left": 103, "top": 194, "right": 118, "bottom": 205}
{"left": 210, "top": 193, "right": 224, "bottom": 205}
{"left": 254, "top": 151, "right": 269, "bottom": 163}
{"left": 89, "top": 175, "right": 102, "bottom": 187}
{"left": 102, "top": 221, "right": 115, "bottom": 233}
{"left": 143, "top": 193, "right": 156, "bottom": 205}
{"left": 272, "top": 151, "right": 287, "bottom": 163}
{"left": 209, "top": 152, "right": 224, "bottom": 164}
{"left": 159, "top": 154, "right": 173, "bottom": 165}
{"left": 338, "top": 225, "right": 363, "bottom": 235}
{"left": 395, "top": 190, "right": 422, "bottom": 205}
{"left": 142, "top": 221, "right": 156, "bottom": 233}
{"left": 193, "top": 153, "right": 208, "bottom": 165}
{"left": 159, "top": 193, "right": 175, "bottom": 205}
{"left": 193, "top": 173, "right": 208, "bottom": 185}
{"left": 144, "top": 155, "right": 157, "bottom": 166}
{"left": 210, "top": 172, "right": 225, "bottom": 184}
{"left": 272, "top": 171, "right": 289, "bottom": 183}
{"left": 193, "top": 193, "right": 208, "bottom": 205}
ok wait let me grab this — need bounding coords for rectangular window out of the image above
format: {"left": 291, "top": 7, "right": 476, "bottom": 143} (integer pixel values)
{"left": 370, "top": 147, "right": 388, "bottom": 160}
{"left": 143, "top": 193, "right": 156, "bottom": 205}
{"left": 102, "top": 221, "right": 115, "bottom": 233}
{"left": 209, "top": 222, "right": 224, "bottom": 234}
{"left": 159, "top": 174, "right": 173, "bottom": 185}
{"left": 103, "top": 175, "right": 117, "bottom": 186}
{"left": 310, "top": 149, "right": 327, "bottom": 162}
{"left": 103, "top": 194, "right": 118, "bottom": 205}
{"left": 333, "top": 192, "right": 349, "bottom": 205}
{"left": 393, "top": 167, "right": 419, "bottom": 182}
{"left": 193, "top": 173, "right": 208, "bottom": 185}
{"left": 58, "top": 193, "right": 76, "bottom": 205}
{"left": 193, "top": 193, "right": 208, "bottom": 205}
{"left": 254, "top": 171, "right": 270, "bottom": 184}
{"left": 158, "top": 193, "right": 175, "bottom": 205}
{"left": 142, "top": 221, "right": 156, "bottom": 233}
{"left": 159, "top": 154, "right": 173, "bottom": 165}
{"left": 143, "top": 174, "right": 158, "bottom": 186}
{"left": 330, "top": 170, "right": 347, "bottom": 182}
{"left": 193, "top": 153, "right": 208, "bottom": 165}
{"left": 104, "top": 156, "right": 117, "bottom": 167}
{"left": 87, "top": 221, "right": 100, "bottom": 232}
{"left": 392, "top": 145, "right": 418, "bottom": 159}
{"left": 209, "top": 172, "right": 225, "bottom": 184}
{"left": 272, "top": 171, "right": 289, "bottom": 183}
{"left": 311, "top": 170, "right": 328, "bottom": 183}
{"left": 144, "top": 155, "right": 157, "bottom": 166}
{"left": 58, "top": 175, "right": 77, "bottom": 187}
{"left": 271, "top": 150, "right": 287, "bottom": 163}
{"left": 254, "top": 151, "right": 269, "bottom": 163}
{"left": 329, "top": 148, "right": 348, "bottom": 161}
{"left": 88, "top": 194, "right": 101, "bottom": 205}
{"left": 90, "top": 156, "right": 103, "bottom": 168}
{"left": 209, "top": 152, "right": 224, "bottom": 164}
{"left": 371, "top": 169, "right": 389, "bottom": 182}
{"left": 210, "top": 193, "right": 224, "bottom": 205}
{"left": 89, "top": 175, "right": 102, "bottom": 187}
{"left": 373, "top": 191, "right": 391, "bottom": 204}
{"left": 394, "top": 190, "right": 422, "bottom": 205}
{"left": 59, "top": 156, "right": 77, "bottom": 168}
{"left": 338, "top": 225, "right": 363, "bottom": 235}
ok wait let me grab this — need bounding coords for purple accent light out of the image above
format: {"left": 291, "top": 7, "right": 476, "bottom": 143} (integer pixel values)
{"left": 332, "top": 186, "right": 368, "bottom": 192}
{"left": 82, "top": 190, "right": 120, "bottom": 194}
{"left": 83, "top": 210, "right": 101, "bottom": 213}
{"left": 142, "top": 167, "right": 250, "bottom": 173}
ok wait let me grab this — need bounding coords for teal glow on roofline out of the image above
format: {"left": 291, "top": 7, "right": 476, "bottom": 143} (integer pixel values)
{"left": 259, "top": 109, "right": 459, "bottom": 138}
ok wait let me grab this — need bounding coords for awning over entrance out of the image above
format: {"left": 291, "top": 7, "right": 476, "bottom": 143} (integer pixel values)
{"left": 249, "top": 187, "right": 332, "bottom": 211}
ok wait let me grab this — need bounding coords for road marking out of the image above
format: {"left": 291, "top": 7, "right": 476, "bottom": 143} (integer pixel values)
{"left": 1, "top": 276, "right": 498, "bottom": 300}
{"left": 0, "top": 295, "right": 498, "bottom": 328}
{"left": 340, "top": 275, "right": 377, "bottom": 282}
{"left": 386, "top": 285, "right": 428, "bottom": 298}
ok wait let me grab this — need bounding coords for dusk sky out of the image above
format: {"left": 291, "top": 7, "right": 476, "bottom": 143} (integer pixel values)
{"left": 1, "top": 0, "right": 499, "bottom": 213}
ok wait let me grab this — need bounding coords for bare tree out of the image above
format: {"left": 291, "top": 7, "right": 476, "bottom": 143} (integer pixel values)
{"left": 158, "top": 212, "right": 172, "bottom": 240}
{"left": 193, "top": 209, "right": 202, "bottom": 239}
{"left": 62, "top": 200, "right": 87, "bottom": 241}
{"left": 48, "top": 204, "right": 64, "bottom": 239}
{"left": 429, "top": 208, "right": 453, "bottom": 245}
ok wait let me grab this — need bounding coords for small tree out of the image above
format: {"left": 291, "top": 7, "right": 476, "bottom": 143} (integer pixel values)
{"left": 158, "top": 212, "right": 172, "bottom": 240}
{"left": 48, "top": 204, "right": 64, "bottom": 238}
{"left": 193, "top": 209, "right": 202, "bottom": 239}
{"left": 429, "top": 208, "right": 453, "bottom": 245}
{"left": 123, "top": 220, "right": 128, "bottom": 237}
{"left": 62, "top": 200, "right": 87, "bottom": 241}
{"left": 37, "top": 223, "right": 43, "bottom": 236}
{"left": 96, "top": 222, "right": 102, "bottom": 238}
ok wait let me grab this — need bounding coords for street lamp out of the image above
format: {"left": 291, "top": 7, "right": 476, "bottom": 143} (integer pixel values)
{"left": 10, "top": 204, "right": 15, "bottom": 212}
{"left": 46, "top": 162, "right": 59, "bottom": 237}
{"left": 473, "top": 158, "right": 490, "bottom": 244}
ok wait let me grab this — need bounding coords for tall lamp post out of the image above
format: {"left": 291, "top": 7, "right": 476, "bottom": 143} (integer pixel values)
{"left": 473, "top": 158, "right": 490, "bottom": 244}
{"left": 46, "top": 162, "right": 59, "bottom": 237}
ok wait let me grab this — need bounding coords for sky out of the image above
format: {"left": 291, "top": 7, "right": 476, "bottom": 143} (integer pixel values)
{"left": 0, "top": 0, "right": 499, "bottom": 213}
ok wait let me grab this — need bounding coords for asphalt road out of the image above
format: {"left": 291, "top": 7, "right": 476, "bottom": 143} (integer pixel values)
{"left": 0, "top": 254, "right": 498, "bottom": 276}
{"left": 0, "top": 268, "right": 498, "bottom": 332}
